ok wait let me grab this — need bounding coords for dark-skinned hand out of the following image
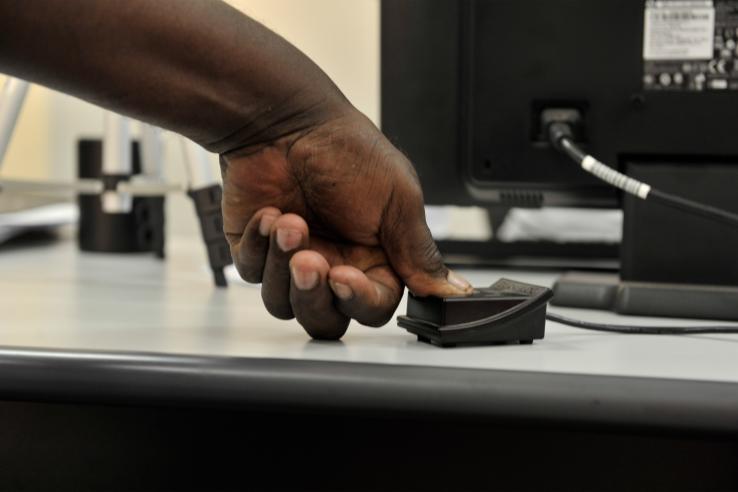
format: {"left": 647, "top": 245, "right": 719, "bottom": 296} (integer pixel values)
{"left": 221, "top": 107, "right": 473, "bottom": 340}
{"left": 0, "top": 0, "right": 471, "bottom": 340}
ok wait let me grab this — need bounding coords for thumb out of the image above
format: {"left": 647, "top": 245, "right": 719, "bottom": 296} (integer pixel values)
{"left": 380, "top": 185, "right": 473, "bottom": 298}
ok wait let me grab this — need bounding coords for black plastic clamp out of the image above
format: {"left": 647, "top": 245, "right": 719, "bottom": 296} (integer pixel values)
{"left": 188, "top": 184, "right": 233, "bottom": 287}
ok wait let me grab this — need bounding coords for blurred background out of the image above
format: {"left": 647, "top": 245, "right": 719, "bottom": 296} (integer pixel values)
{"left": 0, "top": 0, "right": 381, "bottom": 236}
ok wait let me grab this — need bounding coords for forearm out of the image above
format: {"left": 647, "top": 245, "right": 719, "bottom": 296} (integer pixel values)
{"left": 0, "top": 0, "right": 349, "bottom": 153}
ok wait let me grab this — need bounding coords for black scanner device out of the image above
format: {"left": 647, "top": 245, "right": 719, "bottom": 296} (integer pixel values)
{"left": 397, "top": 279, "right": 553, "bottom": 348}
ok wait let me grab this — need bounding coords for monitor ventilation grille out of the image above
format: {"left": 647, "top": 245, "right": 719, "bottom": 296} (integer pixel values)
{"left": 499, "top": 190, "right": 544, "bottom": 208}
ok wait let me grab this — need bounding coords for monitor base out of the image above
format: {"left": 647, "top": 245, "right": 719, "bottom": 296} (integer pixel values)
{"left": 438, "top": 239, "right": 619, "bottom": 271}
{"left": 552, "top": 272, "right": 738, "bottom": 321}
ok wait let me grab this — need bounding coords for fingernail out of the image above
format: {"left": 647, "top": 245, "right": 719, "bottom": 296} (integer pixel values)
{"left": 259, "top": 214, "right": 278, "bottom": 236}
{"left": 292, "top": 267, "right": 318, "bottom": 291}
{"left": 447, "top": 270, "right": 472, "bottom": 292}
{"left": 329, "top": 281, "right": 354, "bottom": 300}
{"left": 276, "top": 229, "right": 302, "bottom": 252}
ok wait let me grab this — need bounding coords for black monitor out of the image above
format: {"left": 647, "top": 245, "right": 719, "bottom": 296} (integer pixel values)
{"left": 381, "top": 0, "right": 738, "bottom": 208}
{"left": 381, "top": 0, "right": 738, "bottom": 320}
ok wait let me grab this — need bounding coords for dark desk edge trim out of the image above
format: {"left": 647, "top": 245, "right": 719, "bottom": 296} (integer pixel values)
{"left": 0, "top": 346, "right": 736, "bottom": 434}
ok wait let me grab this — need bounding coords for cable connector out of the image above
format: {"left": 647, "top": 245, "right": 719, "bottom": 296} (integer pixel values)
{"left": 546, "top": 112, "right": 738, "bottom": 230}
{"left": 548, "top": 121, "right": 575, "bottom": 153}
{"left": 546, "top": 117, "right": 652, "bottom": 199}
{"left": 540, "top": 108, "right": 584, "bottom": 149}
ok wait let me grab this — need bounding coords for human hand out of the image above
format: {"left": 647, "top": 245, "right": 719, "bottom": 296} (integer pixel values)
{"left": 221, "top": 107, "right": 472, "bottom": 340}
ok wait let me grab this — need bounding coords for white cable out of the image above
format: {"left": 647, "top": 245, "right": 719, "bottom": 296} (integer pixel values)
{"left": 581, "top": 155, "right": 651, "bottom": 200}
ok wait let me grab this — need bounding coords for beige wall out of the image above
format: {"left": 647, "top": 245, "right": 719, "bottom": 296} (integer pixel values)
{"left": 232, "top": 0, "right": 380, "bottom": 123}
{"left": 0, "top": 0, "right": 380, "bottom": 183}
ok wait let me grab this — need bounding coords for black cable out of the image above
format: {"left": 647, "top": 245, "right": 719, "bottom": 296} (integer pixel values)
{"left": 544, "top": 120, "right": 738, "bottom": 335}
{"left": 546, "top": 312, "right": 738, "bottom": 335}
{"left": 548, "top": 121, "right": 738, "bottom": 231}
{"left": 649, "top": 188, "right": 738, "bottom": 230}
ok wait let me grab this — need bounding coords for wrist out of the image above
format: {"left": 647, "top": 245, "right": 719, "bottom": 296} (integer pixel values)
{"left": 211, "top": 90, "right": 354, "bottom": 156}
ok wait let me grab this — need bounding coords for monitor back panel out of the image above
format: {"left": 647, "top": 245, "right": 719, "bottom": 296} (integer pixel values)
{"left": 382, "top": 0, "right": 738, "bottom": 207}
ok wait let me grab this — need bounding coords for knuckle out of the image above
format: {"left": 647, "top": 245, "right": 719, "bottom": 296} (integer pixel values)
{"left": 302, "top": 319, "right": 350, "bottom": 340}
{"left": 238, "top": 265, "right": 262, "bottom": 284}
{"left": 232, "top": 249, "right": 264, "bottom": 284}
{"left": 261, "top": 290, "right": 294, "bottom": 320}
{"left": 342, "top": 295, "right": 399, "bottom": 328}
{"left": 361, "top": 314, "right": 392, "bottom": 328}
{"left": 403, "top": 273, "right": 442, "bottom": 297}
{"left": 416, "top": 231, "right": 446, "bottom": 275}
{"left": 406, "top": 181, "right": 424, "bottom": 205}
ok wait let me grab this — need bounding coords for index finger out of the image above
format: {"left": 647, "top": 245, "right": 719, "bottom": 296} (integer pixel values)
{"left": 227, "top": 206, "right": 281, "bottom": 283}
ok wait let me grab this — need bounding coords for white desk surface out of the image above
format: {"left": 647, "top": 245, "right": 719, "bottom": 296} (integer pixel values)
{"left": 1, "top": 232, "right": 736, "bottom": 385}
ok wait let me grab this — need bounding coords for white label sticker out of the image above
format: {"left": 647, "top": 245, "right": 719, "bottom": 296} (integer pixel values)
{"left": 643, "top": 0, "right": 715, "bottom": 60}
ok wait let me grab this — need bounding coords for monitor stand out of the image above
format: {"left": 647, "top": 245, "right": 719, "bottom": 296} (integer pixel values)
{"left": 438, "top": 239, "right": 619, "bottom": 271}
{"left": 551, "top": 160, "right": 738, "bottom": 321}
{"left": 552, "top": 272, "right": 738, "bottom": 320}
{"left": 437, "top": 207, "right": 620, "bottom": 271}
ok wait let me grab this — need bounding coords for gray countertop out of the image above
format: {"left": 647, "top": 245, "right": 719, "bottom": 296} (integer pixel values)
{"left": 1, "top": 234, "right": 737, "bottom": 431}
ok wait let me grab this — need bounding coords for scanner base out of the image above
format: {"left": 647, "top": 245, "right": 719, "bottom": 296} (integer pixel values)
{"left": 398, "top": 279, "right": 552, "bottom": 348}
